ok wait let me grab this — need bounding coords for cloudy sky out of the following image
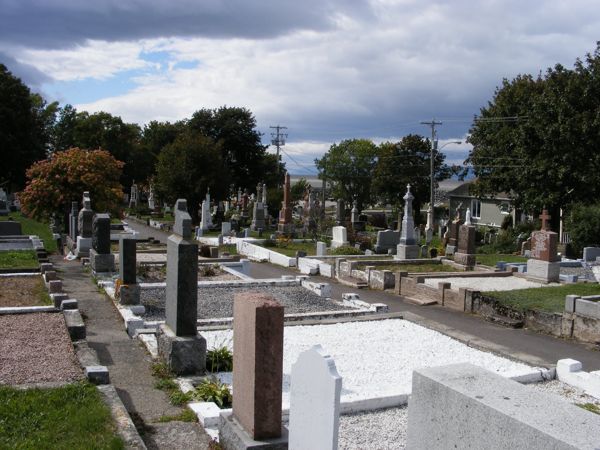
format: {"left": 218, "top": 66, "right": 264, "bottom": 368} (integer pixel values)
{"left": 2, "top": 0, "right": 599, "bottom": 175}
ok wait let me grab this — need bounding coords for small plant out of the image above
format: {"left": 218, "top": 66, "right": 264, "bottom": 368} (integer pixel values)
{"left": 193, "top": 377, "right": 232, "bottom": 408}
{"left": 208, "top": 438, "right": 224, "bottom": 450}
{"left": 206, "top": 346, "right": 233, "bottom": 372}
{"left": 169, "top": 390, "right": 192, "bottom": 406}
{"left": 151, "top": 362, "right": 174, "bottom": 380}
{"left": 157, "top": 408, "right": 197, "bottom": 423}
{"left": 576, "top": 402, "right": 600, "bottom": 415}
{"left": 329, "top": 245, "right": 363, "bottom": 255}
{"left": 199, "top": 264, "right": 217, "bottom": 277}
{"left": 154, "top": 378, "right": 178, "bottom": 391}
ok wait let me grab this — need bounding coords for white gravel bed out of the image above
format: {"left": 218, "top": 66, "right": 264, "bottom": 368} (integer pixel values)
{"left": 424, "top": 276, "right": 560, "bottom": 291}
{"left": 140, "top": 285, "right": 351, "bottom": 320}
{"left": 335, "top": 380, "right": 600, "bottom": 449}
{"left": 203, "top": 319, "right": 537, "bottom": 409}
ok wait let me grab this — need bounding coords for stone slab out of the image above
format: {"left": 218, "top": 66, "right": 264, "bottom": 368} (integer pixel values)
{"left": 60, "top": 299, "right": 78, "bottom": 310}
{"left": 574, "top": 298, "right": 600, "bottom": 319}
{"left": 166, "top": 234, "right": 198, "bottom": 336}
{"left": 90, "top": 249, "right": 115, "bottom": 273}
{"left": 157, "top": 323, "right": 206, "bottom": 375}
{"left": 583, "top": 247, "right": 600, "bottom": 262}
{"left": 219, "top": 412, "right": 288, "bottom": 450}
{"left": 85, "top": 365, "right": 110, "bottom": 385}
{"left": 92, "top": 213, "right": 111, "bottom": 254}
{"left": 526, "top": 259, "right": 560, "bottom": 283}
{"left": 119, "top": 238, "right": 137, "bottom": 284}
{"left": 50, "top": 293, "right": 69, "bottom": 309}
{"left": 119, "top": 284, "right": 141, "bottom": 305}
{"left": 454, "top": 252, "right": 476, "bottom": 267}
{"left": 406, "top": 363, "right": 600, "bottom": 450}
{"left": 0, "top": 221, "right": 22, "bottom": 236}
{"left": 395, "top": 244, "right": 419, "bottom": 260}
{"left": 63, "top": 309, "right": 86, "bottom": 340}
{"left": 530, "top": 230, "right": 559, "bottom": 262}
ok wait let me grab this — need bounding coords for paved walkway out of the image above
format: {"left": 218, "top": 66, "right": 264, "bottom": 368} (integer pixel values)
{"left": 53, "top": 255, "right": 211, "bottom": 450}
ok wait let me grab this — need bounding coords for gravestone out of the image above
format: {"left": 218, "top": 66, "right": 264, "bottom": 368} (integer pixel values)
{"left": 90, "top": 213, "right": 115, "bottom": 272}
{"left": 251, "top": 183, "right": 266, "bottom": 231}
{"left": 289, "top": 345, "right": 342, "bottom": 450}
{"left": 217, "top": 234, "right": 224, "bottom": 246}
{"left": 316, "top": 241, "right": 327, "bottom": 257}
{"left": 454, "top": 224, "right": 476, "bottom": 268}
{"left": 278, "top": 172, "right": 294, "bottom": 235}
{"left": 129, "top": 182, "right": 138, "bottom": 208}
{"left": 335, "top": 199, "right": 344, "bottom": 226}
{"left": 583, "top": 247, "right": 600, "bottom": 262}
{"left": 526, "top": 210, "right": 560, "bottom": 283}
{"left": 200, "top": 190, "right": 213, "bottom": 231}
{"left": 76, "top": 192, "right": 94, "bottom": 257}
{"left": 330, "top": 226, "right": 349, "bottom": 249}
{"left": 118, "top": 237, "right": 139, "bottom": 304}
{"left": 0, "top": 220, "right": 21, "bottom": 236}
{"left": 219, "top": 293, "right": 287, "bottom": 448}
{"left": 148, "top": 184, "right": 155, "bottom": 210}
{"left": 446, "top": 204, "right": 464, "bottom": 256}
{"left": 69, "top": 201, "right": 79, "bottom": 242}
{"left": 157, "top": 199, "right": 205, "bottom": 375}
{"left": 350, "top": 200, "right": 365, "bottom": 231}
{"left": 396, "top": 184, "right": 419, "bottom": 259}
{"left": 262, "top": 182, "right": 268, "bottom": 219}
{"left": 374, "top": 229, "right": 400, "bottom": 254}
{"left": 221, "top": 222, "right": 231, "bottom": 235}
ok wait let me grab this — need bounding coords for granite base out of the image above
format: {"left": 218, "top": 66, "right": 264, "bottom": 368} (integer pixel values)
{"left": 157, "top": 324, "right": 206, "bottom": 375}
{"left": 219, "top": 412, "right": 288, "bottom": 450}
{"left": 90, "top": 249, "right": 115, "bottom": 272}
{"left": 119, "top": 284, "right": 141, "bottom": 305}
{"left": 454, "top": 252, "right": 476, "bottom": 268}
{"left": 526, "top": 259, "right": 560, "bottom": 283}
{"left": 395, "top": 244, "right": 419, "bottom": 260}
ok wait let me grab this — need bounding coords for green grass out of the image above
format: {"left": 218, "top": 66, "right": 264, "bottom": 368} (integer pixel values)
{"left": 356, "top": 263, "right": 462, "bottom": 273}
{"left": 576, "top": 402, "right": 600, "bottom": 415}
{"left": 157, "top": 409, "right": 197, "bottom": 423}
{"left": 0, "top": 250, "right": 39, "bottom": 269}
{"left": 0, "top": 382, "right": 123, "bottom": 449}
{"left": 0, "top": 212, "right": 57, "bottom": 253}
{"left": 218, "top": 244, "right": 238, "bottom": 256}
{"left": 476, "top": 253, "right": 527, "bottom": 267}
{"left": 258, "top": 241, "right": 316, "bottom": 257}
{"left": 33, "top": 277, "right": 53, "bottom": 305}
{"left": 483, "top": 284, "right": 600, "bottom": 313}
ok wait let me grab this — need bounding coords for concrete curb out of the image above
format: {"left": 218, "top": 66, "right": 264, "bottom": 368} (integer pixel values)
{"left": 98, "top": 384, "right": 147, "bottom": 450}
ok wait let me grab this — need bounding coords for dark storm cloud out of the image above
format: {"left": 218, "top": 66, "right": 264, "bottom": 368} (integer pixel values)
{"left": 0, "top": 0, "right": 373, "bottom": 49}
{"left": 0, "top": 51, "right": 50, "bottom": 89}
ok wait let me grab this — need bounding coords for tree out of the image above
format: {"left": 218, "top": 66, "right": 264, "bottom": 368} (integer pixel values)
{"left": 155, "top": 131, "right": 229, "bottom": 222}
{"left": 372, "top": 135, "right": 453, "bottom": 219}
{"left": 315, "top": 139, "right": 378, "bottom": 210}
{"left": 0, "top": 64, "right": 48, "bottom": 191}
{"left": 466, "top": 43, "right": 600, "bottom": 214}
{"left": 565, "top": 203, "right": 600, "bottom": 256}
{"left": 19, "top": 148, "right": 124, "bottom": 221}
{"left": 291, "top": 177, "right": 311, "bottom": 202}
{"left": 188, "top": 106, "right": 272, "bottom": 189}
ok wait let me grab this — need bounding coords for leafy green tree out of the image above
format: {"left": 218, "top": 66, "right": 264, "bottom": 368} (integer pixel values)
{"left": 291, "top": 177, "right": 311, "bottom": 202}
{"left": 466, "top": 43, "right": 600, "bottom": 214}
{"left": 52, "top": 104, "right": 78, "bottom": 152}
{"left": 188, "top": 107, "right": 274, "bottom": 189}
{"left": 315, "top": 139, "right": 378, "bottom": 210}
{"left": 0, "top": 64, "right": 48, "bottom": 191}
{"left": 155, "top": 131, "right": 229, "bottom": 222}
{"left": 372, "top": 135, "right": 453, "bottom": 216}
{"left": 565, "top": 203, "right": 600, "bottom": 256}
{"left": 19, "top": 148, "right": 124, "bottom": 221}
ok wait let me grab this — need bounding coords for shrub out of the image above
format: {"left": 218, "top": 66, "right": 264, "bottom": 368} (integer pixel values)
{"left": 193, "top": 377, "right": 232, "bottom": 408}
{"left": 477, "top": 229, "right": 519, "bottom": 254}
{"left": 206, "top": 346, "right": 233, "bottom": 372}
{"left": 329, "top": 245, "right": 363, "bottom": 255}
{"left": 566, "top": 203, "right": 600, "bottom": 257}
{"left": 199, "top": 264, "right": 217, "bottom": 277}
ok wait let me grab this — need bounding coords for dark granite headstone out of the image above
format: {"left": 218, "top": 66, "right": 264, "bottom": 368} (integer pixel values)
{"left": 119, "top": 237, "right": 137, "bottom": 284}
{"left": 0, "top": 221, "right": 22, "bottom": 236}
{"left": 92, "top": 214, "right": 111, "bottom": 254}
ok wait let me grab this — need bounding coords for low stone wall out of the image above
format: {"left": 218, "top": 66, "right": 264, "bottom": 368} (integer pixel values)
{"left": 236, "top": 241, "right": 296, "bottom": 267}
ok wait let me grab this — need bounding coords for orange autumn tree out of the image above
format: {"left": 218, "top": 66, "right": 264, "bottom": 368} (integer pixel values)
{"left": 20, "top": 148, "right": 124, "bottom": 221}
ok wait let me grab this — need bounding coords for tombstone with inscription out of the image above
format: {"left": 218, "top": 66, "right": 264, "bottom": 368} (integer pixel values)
{"left": 374, "top": 229, "right": 400, "bottom": 254}
{"left": 90, "top": 213, "right": 115, "bottom": 272}
{"left": 157, "top": 199, "right": 205, "bottom": 374}
{"left": 454, "top": 223, "right": 476, "bottom": 268}
{"left": 526, "top": 210, "right": 560, "bottom": 283}
{"left": 251, "top": 183, "right": 266, "bottom": 231}
{"left": 395, "top": 184, "right": 419, "bottom": 260}
{"left": 200, "top": 189, "right": 213, "bottom": 231}
{"left": 445, "top": 203, "right": 464, "bottom": 256}
{"left": 331, "top": 226, "right": 349, "bottom": 249}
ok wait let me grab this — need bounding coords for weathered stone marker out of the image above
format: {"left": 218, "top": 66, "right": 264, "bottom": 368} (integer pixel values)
{"left": 158, "top": 199, "right": 205, "bottom": 375}
{"left": 76, "top": 192, "right": 94, "bottom": 257}
{"left": 396, "top": 184, "right": 419, "bottom": 259}
{"left": 454, "top": 223, "right": 476, "bottom": 268}
{"left": 277, "top": 172, "right": 294, "bottom": 235}
{"left": 219, "top": 292, "right": 287, "bottom": 448}
{"left": 90, "top": 213, "right": 115, "bottom": 272}
{"left": 330, "top": 226, "right": 349, "bottom": 249}
{"left": 288, "top": 345, "right": 342, "bottom": 450}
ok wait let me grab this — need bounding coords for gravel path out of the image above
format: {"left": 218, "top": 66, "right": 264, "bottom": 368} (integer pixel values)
{"left": 0, "top": 313, "right": 83, "bottom": 385}
{"left": 140, "top": 285, "right": 350, "bottom": 320}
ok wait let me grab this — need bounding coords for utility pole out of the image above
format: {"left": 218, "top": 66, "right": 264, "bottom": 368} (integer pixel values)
{"left": 270, "top": 125, "right": 288, "bottom": 186}
{"left": 420, "top": 119, "right": 442, "bottom": 244}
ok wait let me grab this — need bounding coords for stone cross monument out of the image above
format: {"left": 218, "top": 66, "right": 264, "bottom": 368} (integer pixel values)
{"left": 526, "top": 209, "right": 560, "bottom": 283}
{"left": 278, "top": 172, "right": 294, "bottom": 235}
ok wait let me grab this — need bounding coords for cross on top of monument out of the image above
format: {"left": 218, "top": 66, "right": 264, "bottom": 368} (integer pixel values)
{"left": 540, "top": 209, "right": 551, "bottom": 231}
{"left": 403, "top": 184, "right": 414, "bottom": 201}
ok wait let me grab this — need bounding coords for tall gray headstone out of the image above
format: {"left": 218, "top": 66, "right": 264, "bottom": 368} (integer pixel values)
{"left": 159, "top": 199, "right": 205, "bottom": 375}
{"left": 396, "top": 184, "right": 419, "bottom": 260}
{"left": 119, "top": 237, "right": 137, "bottom": 284}
{"left": 69, "top": 201, "right": 79, "bottom": 241}
{"left": 90, "top": 213, "right": 115, "bottom": 272}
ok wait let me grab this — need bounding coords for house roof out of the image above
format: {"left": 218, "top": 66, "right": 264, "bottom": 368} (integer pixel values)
{"left": 447, "top": 180, "right": 512, "bottom": 201}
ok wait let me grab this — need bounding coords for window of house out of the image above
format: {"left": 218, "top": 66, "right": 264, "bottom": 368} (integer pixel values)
{"left": 471, "top": 199, "right": 481, "bottom": 219}
{"left": 499, "top": 202, "right": 510, "bottom": 215}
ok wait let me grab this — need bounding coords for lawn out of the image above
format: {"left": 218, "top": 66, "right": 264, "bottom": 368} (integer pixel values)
{"left": 219, "top": 244, "right": 238, "bottom": 256}
{"left": 0, "top": 276, "right": 52, "bottom": 307}
{"left": 0, "top": 382, "right": 123, "bottom": 449}
{"left": 356, "top": 263, "right": 462, "bottom": 273}
{"left": 0, "top": 250, "right": 39, "bottom": 269}
{"left": 476, "top": 253, "right": 527, "bottom": 267}
{"left": 259, "top": 240, "right": 316, "bottom": 257}
{"left": 483, "top": 284, "right": 600, "bottom": 313}
{"left": 0, "top": 213, "right": 57, "bottom": 253}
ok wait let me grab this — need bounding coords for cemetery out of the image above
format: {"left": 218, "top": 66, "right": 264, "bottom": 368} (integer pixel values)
{"left": 3, "top": 37, "right": 600, "bottom": 449}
